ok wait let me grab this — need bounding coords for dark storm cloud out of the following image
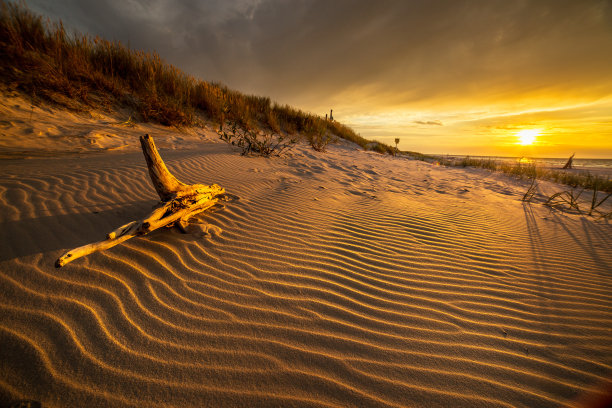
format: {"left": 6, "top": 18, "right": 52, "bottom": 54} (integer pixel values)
{"left": 25, "top": 0, "right": 260, "bottom": 83}
{"left": 25, "top": 0, "right": 612, "bottom": 112}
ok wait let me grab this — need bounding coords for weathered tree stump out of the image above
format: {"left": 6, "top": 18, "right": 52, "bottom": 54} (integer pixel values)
{"left": 55, "top": 134, "right": 226, "bottom": 267}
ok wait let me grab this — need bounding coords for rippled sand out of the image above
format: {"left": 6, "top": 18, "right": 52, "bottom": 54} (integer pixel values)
{"left": 1, "top": 101, "right": 612, "bottom": 407}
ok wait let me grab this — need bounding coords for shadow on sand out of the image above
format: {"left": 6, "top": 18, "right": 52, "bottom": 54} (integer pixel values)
{"left": 0, "top": 201, "right": 155, "bottom": 263}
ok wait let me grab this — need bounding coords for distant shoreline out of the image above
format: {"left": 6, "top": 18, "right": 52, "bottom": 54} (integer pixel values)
{"left": 539, "top": 166, "right": 612, "bottom": 178}
{"left": 431, "top": 155, "right": 612, "bottom": 177}
{"left": 433, "top": 154, "right": 612, "bottom": 165}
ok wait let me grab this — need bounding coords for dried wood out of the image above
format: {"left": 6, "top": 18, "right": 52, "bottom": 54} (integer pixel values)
{"left": 55, "top": 134, "right": 226, "bottom": 267}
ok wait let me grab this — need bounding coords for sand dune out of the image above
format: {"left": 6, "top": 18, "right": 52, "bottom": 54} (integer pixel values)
{"left": 0, "top": 93, "right": 209, "bottom": 159}
{"left": 1, "top": 102, "right": 612, "bottom": 407}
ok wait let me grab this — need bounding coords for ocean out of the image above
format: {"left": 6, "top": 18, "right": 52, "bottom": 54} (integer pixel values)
{"left": 442, "top": 155, "right": 612, "bottom": 169}
{"left": 439, "top": 155, "right": 612, "bottom": 177}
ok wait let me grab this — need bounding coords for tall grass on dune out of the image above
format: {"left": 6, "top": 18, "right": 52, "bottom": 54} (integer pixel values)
{"left": 0, "top": 1, "right": 393, "bottom": 152}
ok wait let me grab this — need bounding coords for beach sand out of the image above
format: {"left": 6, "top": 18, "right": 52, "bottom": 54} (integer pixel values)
{"left": 1, "top": 96, "right": 612, "bottom": 407}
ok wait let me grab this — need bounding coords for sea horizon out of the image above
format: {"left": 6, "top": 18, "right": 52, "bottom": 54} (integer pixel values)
{"left": 433, "top": 154, "right": 612, "bottom": 169}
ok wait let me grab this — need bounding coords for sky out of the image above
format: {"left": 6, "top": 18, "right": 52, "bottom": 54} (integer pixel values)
{"left": 26, "top": 0, "right": 612, "bottom": 157}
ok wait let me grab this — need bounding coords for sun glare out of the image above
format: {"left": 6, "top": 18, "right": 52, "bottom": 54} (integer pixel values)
{"left": 516, "top": 129, "right": 539, "bottom": 145}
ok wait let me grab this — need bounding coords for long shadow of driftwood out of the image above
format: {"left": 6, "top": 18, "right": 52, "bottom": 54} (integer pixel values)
{"left": 0, "top": 201, "right": 155, "bottom": 262}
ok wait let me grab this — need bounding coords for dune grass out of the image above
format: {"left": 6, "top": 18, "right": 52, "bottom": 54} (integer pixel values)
{"left": 416, "top": 155, "right": 612, "bottom": 194}
{"left": 521, "top": 178, "right": 538, "bottom": 202}
{"left": 303, "top": 119, "right": 337, "bottom": 152}
{"left": 541, "top": 187, "right": 612, "bottom": 218}
{"left": 0, "top": 1, "right": 393, "bottom": 153}
{"left": 400, "top": 152, "right": 612, "bottom": 214}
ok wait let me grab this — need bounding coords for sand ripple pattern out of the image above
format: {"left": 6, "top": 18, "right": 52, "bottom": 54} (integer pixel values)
{"left": 1, "top": 145, "right": 611, "bottom": 407}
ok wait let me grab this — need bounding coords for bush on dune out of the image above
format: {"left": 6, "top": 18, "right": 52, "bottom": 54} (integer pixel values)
{"left": 217, "top": 120, "right": 297, "bottom": 157}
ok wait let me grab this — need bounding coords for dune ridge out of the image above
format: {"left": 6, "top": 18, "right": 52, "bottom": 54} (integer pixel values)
{"left": 1, "top": 136, "right": 612, "bottom": 407}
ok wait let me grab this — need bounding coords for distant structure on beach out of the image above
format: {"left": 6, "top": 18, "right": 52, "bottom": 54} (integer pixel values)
{"left": 326, "top": 109, "right": 333, "bottom": 121}
{"left": 563, "top": 153, "right": 575, "bottom": 169}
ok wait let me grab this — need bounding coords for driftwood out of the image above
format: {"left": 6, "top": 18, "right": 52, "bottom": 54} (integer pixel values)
{"left": 55, "top": 134, "right": 226, "bottom": 267}
{"left": 562, "top": 153, "right": 575, "bottom": 169}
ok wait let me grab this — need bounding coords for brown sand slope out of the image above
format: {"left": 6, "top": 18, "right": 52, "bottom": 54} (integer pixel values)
{"left": 1, "top": 124, "right": 612, "bottom": 407}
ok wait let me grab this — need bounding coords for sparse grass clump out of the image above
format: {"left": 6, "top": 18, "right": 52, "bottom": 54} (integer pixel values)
{"left": 0, "top": 1, "right": 395, "bottom": 154}
{"left": 400, "top": 151, "right": 438, "bottom": 162}
{"left": 522, "top": 177, "right": 538, "bottom": 202}
{"left": 400, "top": 152, "right": 611, "bottom": 208}
{"left": 517, "top": 166, "right": 612, "bottom": 218}
{"left": 218, "top": 120, "right": 297, "bottom": 157}
{"left": 588, "top": 182, "right": 612, "bottom": 216}
{"left": 425, "top": 155, "right": 612, "bottom": 194}
{"left": 459, "top": 156, "right": 497, "bottom": 171}
{"left": 304, "top": 119, "right": 336, "bottom": 152}
{"left": 545, "top": 190, "right": 583, "bottom": 213}
{"left": 539, "top": 186, "right": 612, "bottom": 218}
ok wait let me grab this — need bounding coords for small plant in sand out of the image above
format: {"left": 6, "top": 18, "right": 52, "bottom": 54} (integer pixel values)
{"left": 522, "top": 176, "right": 612, "bottom": 218}
{"left": 542, "top": 188, "right": 612, "bottom": 219}
{"left": 432, "top": 154, "right": 612, "bottom": 194}
{"left": 218, "top": 120, "right": 297, "bottom": 157}
{"left": 545, "top": 189, "right": 583, "bottom": 213}
{"left": 115, "top": 115, "right": 136, "bottom": 127}
{"left": 522, "top": 177, "right": 538, "bottom": 202}
{"left": 305, "top": 120, "right": 336, "bottom": 152}
{"left": 587, "top": 180, "right": 612, "bottom": 217}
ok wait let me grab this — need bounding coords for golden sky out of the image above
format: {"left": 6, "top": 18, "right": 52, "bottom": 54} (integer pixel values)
{"left": 28, "top": 0, "right": 612, "bottom": 157}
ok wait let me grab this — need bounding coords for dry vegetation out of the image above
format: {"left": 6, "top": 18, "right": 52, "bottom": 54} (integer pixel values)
{"left": 399, "top": 153, "right": 612, "bottom": 194}
{"left": 452, "top": 156, "right": 612, "bottom": 193}
{"left": 426, "top": 155, "right": 612, "bottom": 216}
{"left": 394, "top": 152, "right": 611, "bottom": 216}
{"left": 304, "top": 119, "right": 337, "bottom": 152}
{"left": 0, "top": 1, "right": 394, "bottom": 153}
{"left": 217, "top": 120, "right": 298, "bottom": 157}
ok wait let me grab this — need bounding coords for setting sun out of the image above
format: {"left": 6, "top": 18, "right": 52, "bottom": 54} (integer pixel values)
{"left": 516, "top": 129, "right": 539, "bottom": 146}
